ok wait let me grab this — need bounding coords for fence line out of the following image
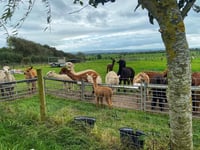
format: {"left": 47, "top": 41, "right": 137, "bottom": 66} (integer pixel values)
{"left": 0, "top": 77, "right": 199, "bottom": 118}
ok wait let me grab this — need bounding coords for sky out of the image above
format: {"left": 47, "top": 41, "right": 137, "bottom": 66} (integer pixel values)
{"left": 0, "top": 0, "right": 200, "bottom": 53}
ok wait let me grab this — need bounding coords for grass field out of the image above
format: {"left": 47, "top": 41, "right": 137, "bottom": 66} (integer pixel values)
{"left": 1, "top": 51, "right": 200, "bottom": 149}
{"left": 0, "top": 95, "right": 200, "bottom": 150}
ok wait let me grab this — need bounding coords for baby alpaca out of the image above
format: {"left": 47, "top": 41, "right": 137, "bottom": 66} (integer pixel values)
{"left": 24, "top": 66, "right": 37, "bottom": 93}
{"left": 89, "top": 75, "right": 113, "bottom": 108}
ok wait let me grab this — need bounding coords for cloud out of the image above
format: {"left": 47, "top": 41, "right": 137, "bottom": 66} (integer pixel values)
{"left": 0, "top": 0, "right": 200, "bottom": 53}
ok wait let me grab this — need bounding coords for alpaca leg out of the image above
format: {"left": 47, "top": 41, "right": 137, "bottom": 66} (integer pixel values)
{"left": 105, "top": 97, "right": 112, "bottom": 108}
{"left": 151, "top": 90, "right": 157, "bottom": 110}
{"left": 96, "top": 97, "right": 100, "bottom": 107}
{"left": 100, "top": 97, "right": 103, "bottom": 107}
{"left": 108, "top": 97, "right": 112, "bottom": 108}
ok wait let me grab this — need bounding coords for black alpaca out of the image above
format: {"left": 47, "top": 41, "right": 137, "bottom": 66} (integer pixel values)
{"left": 117, "top": 59, "right": 135, "bottom": 85}
{"left": 151, "top": 75, "right": 167, "bottom": 111}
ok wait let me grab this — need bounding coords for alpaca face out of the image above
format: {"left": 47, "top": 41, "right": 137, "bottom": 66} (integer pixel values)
{"left": 24, "top": 67, "right": 37, "bottom": 79}
{"left": 133, "top": 73, "right": 149, "bottom": 84}
{"left": 46, "top": 71, "right": 54, "bottom": 77}
{"left": 3, "top": 66, "right": 10, "bottom": 71}
{"left": 65, "top": 62, "right": 74, "bottom": 71}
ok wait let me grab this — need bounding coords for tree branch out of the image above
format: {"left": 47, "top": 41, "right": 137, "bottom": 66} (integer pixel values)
{"left": 181, "top": 0, "right": 196, "bottom": 18}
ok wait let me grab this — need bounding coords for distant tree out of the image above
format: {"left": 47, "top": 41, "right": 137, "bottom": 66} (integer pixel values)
{"left": 97, "top": 54, "right": 102, "bottom": 59}
{"left": 76, "top": 52, "right": 86, "bottom": 61}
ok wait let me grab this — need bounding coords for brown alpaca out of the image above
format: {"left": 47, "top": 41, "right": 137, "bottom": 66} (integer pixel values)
{"left": 106, "top": 58, "right": 115, "bottom": 73}
{"left": 24, "top": 66, "right": 37, "bottom": 93}
{"left": 89, "top": 75, "right": 113, "bottom": 108}
{"left": 144, "top": 69, "right": 168, "bottom": 83}
{"left": 59, "top": 62, "right": 102, "bottom": 84}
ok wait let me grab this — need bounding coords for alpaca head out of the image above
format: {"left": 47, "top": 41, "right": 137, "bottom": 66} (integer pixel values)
{"left": 3, "top": 66, "right": 10, "bottom": 72}
{"left": 86, "top": 74, "right": 99, "bottom": 84}
{"left": 24, "top": 66, "right": 37, "bottom": 79}
{"left": 46, "top": 71, "right": 55, "bottom": 77}
{"left": 133, "top": 72, "right": 149, "bottom": 84}
{"left": 65, "top": 62, "right": 74, "bottom": 71}
{"left": 86, "top": 74, "right": 94, "bottom": 83}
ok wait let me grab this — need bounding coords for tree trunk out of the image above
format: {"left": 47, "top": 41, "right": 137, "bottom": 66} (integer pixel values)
{"left": 158, "top": 2, "right": 193, "bottom": 150}
{"left": 139, "top": 0, "right": 193, "bottom": 149}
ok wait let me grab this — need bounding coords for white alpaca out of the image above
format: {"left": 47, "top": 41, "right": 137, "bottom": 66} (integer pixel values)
{"left": 105, "top": 71, "right": 119, "bottom": 85}
{"left": 46, "top": 71, "right": 73, "bottom": 91}
{"left": 0, "top": 66, "right": 16, "bottom": 97}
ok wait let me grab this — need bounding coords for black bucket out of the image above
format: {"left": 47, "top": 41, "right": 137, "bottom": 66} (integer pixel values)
{"left": 119, "top": 127, "right": 145, "bottom": 149}
{"left": 74, "top": 116, "right": 96, "bottom": 127}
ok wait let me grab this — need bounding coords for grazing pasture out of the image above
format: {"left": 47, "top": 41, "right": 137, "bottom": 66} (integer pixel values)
{"left": 0, "top": 95, "right": 200, "bottom": 149}
{"left": 1, "top": 51, "right": 200, "bottom": 149}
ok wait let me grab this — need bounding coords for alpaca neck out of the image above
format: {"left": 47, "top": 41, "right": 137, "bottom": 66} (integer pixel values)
{"left": 92, "top": 80, "right": 98, "bottom": 89}
{"left": 4, "top": 71, "right": 12, "bottom": 81}
{"left": 112, "top": 60, "right": 115, "bottom": 67}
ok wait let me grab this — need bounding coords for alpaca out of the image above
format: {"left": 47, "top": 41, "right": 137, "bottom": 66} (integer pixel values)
{"left": 106, "top": 58, "right": 115, "bottom": 73}
{"left": 144, "top": 69, "right": 168, "bottom": 83}
{"left": 117, "top": 59, "right": 135, "bottom": 85}
{"left": 105, "top": 71, "right": 119, "bottom": 85}
{"left": 46, "top": 71, "right": 73, "bottom": 91}
{"left": 151, "top": 75, "right": 167, "bottom": 111}
{"left": 88, "top": 75, "right": 113, "bottom": 108}
{"left": 191, "top": 72, "right": 200, "bottom": 112}
{"left": 133, "top": 72, "right": 150, "bottom": 85}
{"left": 192, "top": 72, "right": 200, "bottom": 86}
{"left": 0, "top": 66, "right": 16, "bottom": 97}
{"left": 59, "top": 62, "right": 102, "bottom": 84}
{"left": 133, "top": 72, "right": 150, "bottom": 103}
{"left": 192, "top": 87, "right": 200, "bottom": 112}
{"left": 24, "top": 66, "right": 37, "bottom": 93}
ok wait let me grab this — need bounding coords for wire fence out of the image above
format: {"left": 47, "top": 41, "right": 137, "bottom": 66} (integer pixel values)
{"left": 0, "top": 77, "right": 199, "bottom": 118}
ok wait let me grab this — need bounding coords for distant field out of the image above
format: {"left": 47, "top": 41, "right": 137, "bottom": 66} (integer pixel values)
{"left": 14, "top": 51, "right": 200, "bottom": 82}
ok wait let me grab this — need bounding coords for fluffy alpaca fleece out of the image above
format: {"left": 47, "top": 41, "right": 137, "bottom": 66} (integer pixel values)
{"left": 133, "top": 72, "right": 150, "bottom": 85}
{"left": 24, "top": 66, "right": 37, "bottom": 93}
{"left": 46, "top": 71, "right": 73, "bottom": 91}
{"left": 133, "top": 72, "right": 150, "bottom": 102}
{"left": 0, "top": 66, "right": 16, "bottom": 97}
{"left": 60, "top": 62, "right": 102, "bottom": 84}
{"left": 105, "top": 71, "right": 119, "bottom": 85}
{"left": 88, "top": 75, "right": 113, "bottom": 108}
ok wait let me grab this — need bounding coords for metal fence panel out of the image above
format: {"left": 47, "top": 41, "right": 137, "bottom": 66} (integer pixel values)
{"left": 0, "top": 79, "right": 38, "bottom": 101}
{"left": 1, "top": 77, "right": 199, "bottom": 118}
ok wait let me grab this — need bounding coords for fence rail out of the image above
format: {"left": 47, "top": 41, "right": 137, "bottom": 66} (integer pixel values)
{"left": 0, "top": 77, "right": 199, "bottom": 118}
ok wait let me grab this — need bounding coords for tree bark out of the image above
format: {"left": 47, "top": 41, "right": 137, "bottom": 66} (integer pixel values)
{"left": 140, "top": 0, "right": 193, "bottom": 149}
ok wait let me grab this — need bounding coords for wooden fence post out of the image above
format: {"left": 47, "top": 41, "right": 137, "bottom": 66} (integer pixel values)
{"left": 37, "top": 69, "right": 46, "bottom": 121}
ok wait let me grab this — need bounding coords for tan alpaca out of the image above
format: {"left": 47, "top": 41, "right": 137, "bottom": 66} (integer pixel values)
{"left": 59, "top": 62, "right": 102, "bottom": 84}
{"left": 88, "top": 74, "right": 113, "bottom": 108}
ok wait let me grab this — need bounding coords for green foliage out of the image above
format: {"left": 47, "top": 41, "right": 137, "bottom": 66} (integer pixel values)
{"left": 0, "top": 37, "right": 85, "bottom": 64}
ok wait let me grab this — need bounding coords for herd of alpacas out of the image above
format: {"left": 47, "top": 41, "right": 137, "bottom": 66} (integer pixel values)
{"left": 0, "top": 59, "right": 200, "bottom": 112}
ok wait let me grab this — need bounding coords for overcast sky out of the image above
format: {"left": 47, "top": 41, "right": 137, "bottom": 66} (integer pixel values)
{"left": 0, "top": 0, "right": 200, "bottom": 53}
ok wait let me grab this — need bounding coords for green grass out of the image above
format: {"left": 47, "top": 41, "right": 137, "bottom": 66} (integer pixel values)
{"left": 2, "top": 52, "right": 200, "bottom": 149}
{"left": 0, "top": 95, "right": 200, "bottom": 150}
{"left": 14, "top": 51, "right": 199, "bottom": 82}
